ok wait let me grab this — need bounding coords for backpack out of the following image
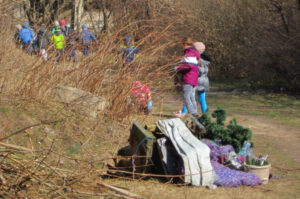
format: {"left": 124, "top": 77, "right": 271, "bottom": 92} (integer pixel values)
{"left": 20, "top": 29, "right": 33, "bottom": 44}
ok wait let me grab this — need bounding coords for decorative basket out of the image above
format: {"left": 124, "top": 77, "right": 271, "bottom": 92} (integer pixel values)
{"left": 244, "top": 164, "right": 271, "bottom": 184}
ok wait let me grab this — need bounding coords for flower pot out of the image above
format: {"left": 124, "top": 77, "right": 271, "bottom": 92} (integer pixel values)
{"left": 244, "top": 164, "right": 271, "bottom": 184}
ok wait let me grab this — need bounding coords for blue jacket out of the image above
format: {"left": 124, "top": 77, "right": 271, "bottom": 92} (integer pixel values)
{"left": 19, "top": 28, "right": 34, "bottom": 44}
{"left": 122, "top": 46, "right": 138, "bottom": 63}
{"left": 80, "top": 30, "right": 96, "bottom": 45}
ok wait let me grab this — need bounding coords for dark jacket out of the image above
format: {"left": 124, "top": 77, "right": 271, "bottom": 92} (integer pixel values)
{"left": 37, "top": 28, "right": 51, "bottom": 49}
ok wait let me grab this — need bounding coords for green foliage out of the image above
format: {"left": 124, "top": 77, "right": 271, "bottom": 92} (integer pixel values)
{"left": 96, "top": 161, "right": 105, "bottom": 168}
{"left": 251, "top": 158, "right": 256, "bottom": 165}
{"left": 212, "top": 108, "right": 226, "bottom": 126}
{"left": 0, "top": 107, "right": 10, "bottom": 113}
{"left": 246, "top": 156, "right": 269, "bottom": 166}
{"left": 263, "top": 160, "right": 269, "bottom": 166}
{"left": 16, "top": 109, "right": 24, "bottom": 116}
{"left": 199, "top": 107, "right": 252, "bottom": 152}
{"left": 66, "top": 143, "right": 81, "bottom": 156}
{"left": 246, "top": 155, "right": 251, "bottom": 165}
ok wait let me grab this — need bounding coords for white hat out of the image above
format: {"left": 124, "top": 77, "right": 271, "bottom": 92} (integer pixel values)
{"left": 16, "top": 24, "right": 22, "bottom": 30}
{"left": 193, "top": 42, "right": 206, "bottom": 53}
{"left": 54, "top": 21, "right": 59, "bottom": 27}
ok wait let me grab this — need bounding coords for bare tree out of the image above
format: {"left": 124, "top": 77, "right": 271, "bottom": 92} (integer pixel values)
{"left": 23, "top": 0, "right": 68, "bottom": 25}
{"left": 71, "top": 0, "right": 84, "bottom": 30}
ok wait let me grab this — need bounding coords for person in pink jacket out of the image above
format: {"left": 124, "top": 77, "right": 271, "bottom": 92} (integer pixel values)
{"left": 176, "top": 37, "right": 200, "bottom": 116}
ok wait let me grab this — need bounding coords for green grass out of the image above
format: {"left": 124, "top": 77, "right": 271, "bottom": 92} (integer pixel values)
{"left": 207, "top": 93, "right": 300, "bottom": 128}
{"left": 0, "top": 107, "right": 10, "bottom": 113}
{"left": 210, "top": 79, "right": 250, "bottom": 91}
{"left": 210, "top": 79, "right": 286, "bottom": 92}
{"left": 66, "top": 143, "right": 82, "bottom": 156}
{"left": 153, "top": 90, "right": 300, "bottom": 128}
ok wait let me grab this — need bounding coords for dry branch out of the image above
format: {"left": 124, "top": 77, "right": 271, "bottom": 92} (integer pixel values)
{"left": 0, "top": 173, "right": 6, "bottom": 185}
{"left": 98, "top": 182, "right": 141, "bottom": 199}
{"left": 0, "top": 119, "right": 63, "bottom": 142}
{"left": 0, "top": 142, "right": 34, "bottom": 153}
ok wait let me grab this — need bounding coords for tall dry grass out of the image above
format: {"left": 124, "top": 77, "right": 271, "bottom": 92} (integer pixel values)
{"left": 0, "top": 2, "right": 184, "bottom": 197}
{"left": 0, "top": 8, "right": 179, "bottom": 119}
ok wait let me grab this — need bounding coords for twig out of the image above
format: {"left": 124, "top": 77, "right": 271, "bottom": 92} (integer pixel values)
{"left": 0, "top": 119, "right": 63, "bottom": 142}
{"left": 98, "top": 182, "right": 141, "bottom": 199}
{"left": 0, "top": 142, "right": 34, "bottom": 153}
{"left": 0, "top": 173, "right": 7, "bottom": 185}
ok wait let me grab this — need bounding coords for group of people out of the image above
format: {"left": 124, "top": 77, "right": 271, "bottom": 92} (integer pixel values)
{"left": 15, "top": 20, "right": 98, "bottom": 62}
{"left": 175, "top": 37, "right": 211, "bottom": 118}
{"left": 129, "top": 37, "right": 211, "bottom": 117}
{"left": 15, "top": 22, "right": 208, "bottom": 116}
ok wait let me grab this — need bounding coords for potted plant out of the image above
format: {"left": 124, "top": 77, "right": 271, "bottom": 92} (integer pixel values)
{"left": 244, "top": 155, "right": 271, "bottom": 184}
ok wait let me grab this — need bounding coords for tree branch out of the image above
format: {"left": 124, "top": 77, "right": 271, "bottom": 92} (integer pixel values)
{"left": 0, "top": 119, "right": 63, "bottom": 142}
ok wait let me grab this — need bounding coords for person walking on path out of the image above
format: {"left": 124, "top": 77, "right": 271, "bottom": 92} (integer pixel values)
{"left": 120, "top": 35, "right": 139, "bottom": 64}
{"left": 52, "top": 21, "right": 60, "bottom": 34}
{"left": 32, "top": 26, "right": 39, "bottom": 55}
{"left": 65, "top": 24, "right": 78, "bottom": 62}
{"left": 194, "top": 42, "right": 211, "bottom": 113}
{"left": 59, "top": 19, "right": 67, "bottom": 36}
{"left": 19, "top": 22, "right": 34, "bottom": 54}
{"left": 79, "top": 24, "right": 97, "bottom": 57}
{"left": 51, "top": 28, "right": 65, "bottom": 62}
{"left": 37, "top": 24, "right": 51, "bottom": 61}
{"left": 181, "top": 42, "right": 211, "bottom": 115}
{"left": 175, "top": 37, "right": 200, "bottom": 117}
{"left": 65, "top": 24, "right": 73, "bottom": 37}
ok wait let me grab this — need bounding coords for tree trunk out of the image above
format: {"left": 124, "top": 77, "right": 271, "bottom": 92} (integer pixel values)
{"left": 23, "top": 0, "right": 65, "bottom": 26}
{"left": 72, "top": 0, "right": 84, "bottom": 31}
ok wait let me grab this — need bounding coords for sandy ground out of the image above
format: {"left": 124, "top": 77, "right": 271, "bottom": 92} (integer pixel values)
{"left": 229, "top": 113, "right": 300, "bottom": 165}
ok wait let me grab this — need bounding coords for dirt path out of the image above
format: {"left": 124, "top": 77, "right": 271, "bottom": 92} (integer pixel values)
{"left": 157, "top": 92, "right": 300, "bottom": 166}
{"left": 228, "top": 113, "right": 300, "bottom": 165}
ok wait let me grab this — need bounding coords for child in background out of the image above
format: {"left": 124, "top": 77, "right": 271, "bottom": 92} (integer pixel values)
{"left": 175, "top": 37, "right": 200, "bottom": 117}
{"left": 130, "top": 81, "right": 153, "bottom": 114}
{"left": 52, "top": 21, "right": 60, "bottom": 34}
{"left": 120, "top": 35, "right": 138, "bottom": 64}
{"left": 19, "top": 22, "right": 35, "bottom": 54}
{"left": 51, "top": 28, "right": 66, "bottom": 62}
{"left": 37, "top": 24, "right": 51, "bottom": 62}
{"left": 59, "top": 19, "right": 67, "bottom": 36}
{"left": 79, "top": 24, "right": 97, "bottom": 57}
{"left": 65, "top": 24, "right": 78, "bottom": 62}
{"left": 194, "top": 42, "right": 211, "bottom": 113}
{"left": 181, "top": 42, "right": 211, "bottom": 115}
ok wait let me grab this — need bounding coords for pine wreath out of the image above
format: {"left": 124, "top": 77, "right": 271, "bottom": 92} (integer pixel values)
{"left": 199, "top": 107, "right": 252, "bottom": 152}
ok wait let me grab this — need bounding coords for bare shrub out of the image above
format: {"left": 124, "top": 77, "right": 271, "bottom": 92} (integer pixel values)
{"left": 172, "top": 0, "right": 299, "bottom": 92}
{"left": 0, "top": 2, "right": 181, "bottom": 197}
